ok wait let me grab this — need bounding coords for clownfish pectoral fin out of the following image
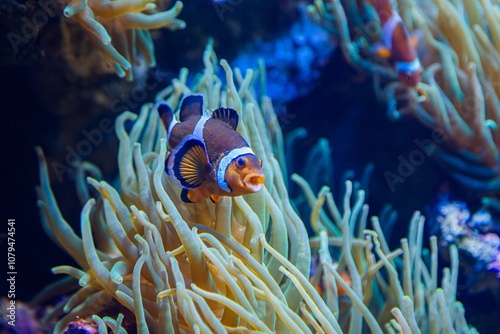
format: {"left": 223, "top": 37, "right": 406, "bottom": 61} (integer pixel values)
{"left": 167, "top": 135, "right": 210, "bottom": 189}
{"left": 209, "top": 194, "right": 221, "bottom": 203}
{"left": 371, "top": 42, "right": 391, "bottom": 59}
{"left": 181, "top": 189, "right": 194, "bottom": 203}
{"left": 179, "top": 94, "right": 204, "bottom": 122}
{"left": 211, "top": 107, "right": 239, "bottom": 130}
{"left": 181, "top": 188, "right": 208, "bottom": 203}
{"left": 156, "top": 102, "right": 174, "bottom": 130}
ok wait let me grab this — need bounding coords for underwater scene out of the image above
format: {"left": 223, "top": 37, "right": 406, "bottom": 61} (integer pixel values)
{"left": 3, "top": 0, "right": 500, "bottom": 332}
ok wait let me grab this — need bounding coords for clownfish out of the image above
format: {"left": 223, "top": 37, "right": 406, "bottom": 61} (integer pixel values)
{"left": 372, "top": 0, "right": 422, "bottom": 86}
{"left": 156, "top": 94, "right": 265, "bottom": 203}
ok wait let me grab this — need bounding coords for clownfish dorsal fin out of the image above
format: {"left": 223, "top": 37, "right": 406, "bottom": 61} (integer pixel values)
{"left": 179, "top": 94, "right": 204, "bottom": 122}
{"left": 156, "top": 102, "right": 174, "bottom": 130}
{"left": 167, "top": 135, "right": 210, "bottom": 189}
{"left": 211, "top": 107, "right": 239, "bottom": 130}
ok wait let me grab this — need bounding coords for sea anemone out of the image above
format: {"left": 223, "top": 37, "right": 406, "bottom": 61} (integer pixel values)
{"left": 35, "top": 43, "right": 475, "bottom": 333}
{"left": 61, "top": 0, "right": 185, "bottom": 80}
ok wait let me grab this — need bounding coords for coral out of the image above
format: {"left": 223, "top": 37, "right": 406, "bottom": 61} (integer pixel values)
{"left": 65, "top": 316, "right": 98, "bottom": 334}
{"left": 232, "top": 4, "right": 333, "bottom": 105}
{"left": 61, "top": 0, "right": 185, "bottom": 80}
{"left": 308, "top": 0, "right": 500, "bottom": 193}
{"left": 0, "top": 298, "right": 53, "bottom": 333}
{"left": 36, "top": 43, "right": 475, "bottom": 332}
{"left": 429, "top": 194, "right": 500, "bottom": 285}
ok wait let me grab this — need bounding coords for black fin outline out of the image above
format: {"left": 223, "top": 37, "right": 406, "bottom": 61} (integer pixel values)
{"left": 179, "top": 94, "right": 204, "bottom": 122}
{"left": 209, "top": 195, "right": 220, "bottom": 203}
{"left": 211, "top": 107, "right": 239, "bottom": 130}
{"left": 181, "top": 189, "right": 194, "bottom": 203}
{"left": 167, "top": 135, "right": 210, "bottom": 189}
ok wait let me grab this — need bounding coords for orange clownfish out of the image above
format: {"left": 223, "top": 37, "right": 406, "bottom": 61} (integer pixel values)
{"left": 156, "top": 94, "right": 265, "bottom": 203}
{"left": 373, "top": 0, "right": 422, "bottom": 86}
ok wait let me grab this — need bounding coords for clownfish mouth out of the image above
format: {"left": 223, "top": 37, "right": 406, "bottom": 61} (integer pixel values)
{"left": 243, "top": 173, "right": 265, "bottom": 192}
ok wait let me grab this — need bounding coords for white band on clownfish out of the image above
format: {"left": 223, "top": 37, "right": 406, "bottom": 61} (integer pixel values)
{"left": 382, "top": 11, "right": 402, "bottom": 50}
{"left": 193, "top": 116, "right": 210, "bottom": 139}
{"left": 395, "top": 58, "right": 421, "bottom": 73}
{"left": 167, "top": 119, "right": 179, "bottom": 142}
{"left": 217, "top": 147, "right": 255, "bottom": 193}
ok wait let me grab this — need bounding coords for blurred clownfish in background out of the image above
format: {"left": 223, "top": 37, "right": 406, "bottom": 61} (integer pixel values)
{"left": 372, "top": 0, "right": 422, "bottom": 86}
{"left": 156, "top": 94, "right": 265, "bottom": 203}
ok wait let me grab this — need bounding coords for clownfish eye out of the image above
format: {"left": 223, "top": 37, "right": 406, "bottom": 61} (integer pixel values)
{"left": 236, "top": 157, "right": 246, "bottom": 167}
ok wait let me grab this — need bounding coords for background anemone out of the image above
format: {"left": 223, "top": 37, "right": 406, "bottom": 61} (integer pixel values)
{"left": 308, "top": 0, "right": 500, "bottom": 194}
